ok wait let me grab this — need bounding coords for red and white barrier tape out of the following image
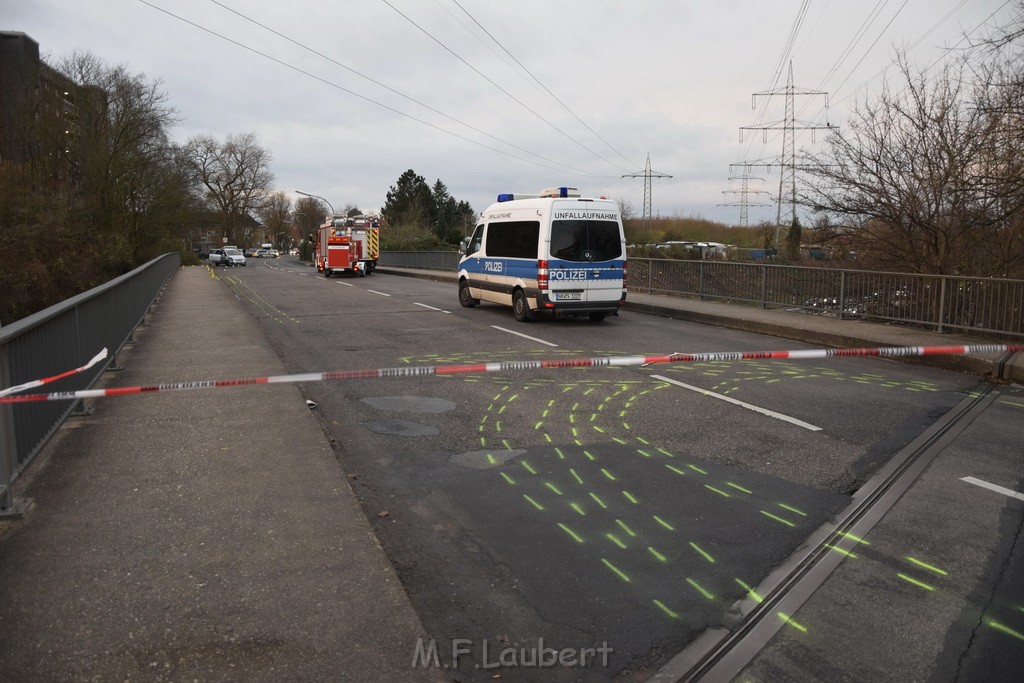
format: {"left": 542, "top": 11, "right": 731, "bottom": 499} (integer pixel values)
{"left": 1, "top": 344, "right": 1021, "bottom": 405}
{"left": 0, "top": 348, "right": 108, "bottom": 399}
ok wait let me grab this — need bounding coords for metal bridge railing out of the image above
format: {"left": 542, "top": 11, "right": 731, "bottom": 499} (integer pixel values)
{"left": 630, "top": 259, "right": 1024, "bottom": 338}
{"left": 379, "top": 251, "right": 1023, "bottom": 339}
{"left": 1, "top": 253, "right": 180, "bottom": 514}
{"left": 378, "top": 250, "right": 460, "bottom": 271}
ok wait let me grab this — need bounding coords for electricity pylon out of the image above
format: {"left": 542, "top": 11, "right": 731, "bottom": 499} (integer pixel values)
{"left": 718, "top": 174, "right": 772, "bottom": 227}
{"left": 622, "top": 153, "right": 672, "bottom": 228}
{"left": 737, "top": 61, "right": 836, "bottom": 244}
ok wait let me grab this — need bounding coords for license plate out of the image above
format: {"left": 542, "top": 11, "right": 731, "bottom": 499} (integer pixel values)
{"left": 556, "top": 292, "right": 582, "bottom": 301}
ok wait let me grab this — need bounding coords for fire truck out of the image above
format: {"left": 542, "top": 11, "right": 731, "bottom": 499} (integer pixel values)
{"left": 315, "top": 214, "right": 380, "bottom": 277}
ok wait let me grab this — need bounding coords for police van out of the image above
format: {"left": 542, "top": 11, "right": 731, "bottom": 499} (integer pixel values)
{"left": 457, "top": 187, "right": 627, "bottom": 322}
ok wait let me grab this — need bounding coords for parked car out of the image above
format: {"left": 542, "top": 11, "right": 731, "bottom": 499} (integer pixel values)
{"left": 244, "top": 248, "right": 259, "bottom": 257}
{"left": 208, "top": 248, "right": 227, "bottom": 266}
{"left": 255, "top": 248, "right": 271, "bottom": 258}
{"left": 224, "top": 247, "right": 246, "bottom": 266}
{"left": 210, "top": 247, "right": 246, "bottom": 267}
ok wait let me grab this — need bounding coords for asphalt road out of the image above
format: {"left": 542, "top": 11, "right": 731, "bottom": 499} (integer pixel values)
{"left": 217, "top": 259, "right": 1021, "bottom": 681}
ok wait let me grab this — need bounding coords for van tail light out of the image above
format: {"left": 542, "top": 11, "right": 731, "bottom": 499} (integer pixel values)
{"left": 538, "top": 259, "right": 549, "bottom": 292}
{"left": 622, "top": 261, "right": 628, "bottom": 290}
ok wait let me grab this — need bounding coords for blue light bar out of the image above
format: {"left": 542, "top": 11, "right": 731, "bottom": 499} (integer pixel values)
{"left": 497, "top": 193, "right": 515, "bottom": 202}
{"left": 558, "top": 186, "right": 569, "bottom": 197}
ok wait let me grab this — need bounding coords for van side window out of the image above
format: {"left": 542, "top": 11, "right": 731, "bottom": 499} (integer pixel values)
{"left": 550, "top": 220, "right": 622, "bottom": 261}
{"left": 466, "top": 225, "right": 484, "bottom": 254}
{"left": 486, "top": 221, "right": 540, "bottom": 258}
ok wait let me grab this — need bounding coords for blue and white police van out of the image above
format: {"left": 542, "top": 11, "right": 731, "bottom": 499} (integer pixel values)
{"left": 457, "top": 187, "right": 627, "bottom": 322}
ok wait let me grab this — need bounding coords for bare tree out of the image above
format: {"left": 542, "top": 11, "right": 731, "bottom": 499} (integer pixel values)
{"left": 1, "top": 50, "right": 188, "bottom": 324}
{"left": 180, "top": 132, "right": 273, "bottom": 246}
{"left": 968, "top": 6, "right": 1024, "bottom": 276}
{"left": 292, "top": 195, "right": 326, "bottom": 261}
{"left": 259, "top": 191, "right": 292, "bottom": 250}
{"left": 801, "top": 54, "right": 1024, "bottom": 276}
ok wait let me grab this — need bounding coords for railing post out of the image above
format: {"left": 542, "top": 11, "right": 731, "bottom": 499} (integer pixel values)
{"left": 1, "top": 345, "right": 27, "bottom": 517}
{"left": 698, "top": 261, "right": 705, "bottom": 301}
{"left": 760, "top": 265, "right": 768, "bottom": 309}
{"left": 937, "top": 277, "right": 947, "bottom": 334}
{"left": 839, "top": 270, "right": 846, "bottom": 321}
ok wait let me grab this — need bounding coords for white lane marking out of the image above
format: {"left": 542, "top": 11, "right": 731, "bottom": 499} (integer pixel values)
{"left": 491, "top": 326, "right": 559, "bottom": 348}
{"left": 960, "top": 476, "right": 1024, "bottom": 502}
{"left": 414, "top": 302, "right": 452, "bottom": 314}
{"left": 367, "top": 289, "right": 391, "bottom": 297}
{"left": 650, "top": 374, "right": 822, "bottom": 432}
{"left": 337, "top": 281, "right": 354, "bottom": 286}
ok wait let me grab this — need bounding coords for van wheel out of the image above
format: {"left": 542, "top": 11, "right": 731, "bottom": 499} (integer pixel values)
{"left": 588, "top": 312, "right": 607, "bottom": 322}
{"left": 459, "top": 280, "right": 478, "bottom": 308}
{"left": 513, "top": 290, "right": 533, "bottom": 322}
{"left": 324, "top": 268, "right": 331, "bottom": 278}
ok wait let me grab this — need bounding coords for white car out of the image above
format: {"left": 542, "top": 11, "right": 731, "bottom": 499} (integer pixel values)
{"left": 222, "top": 247, "right": 247, "bottom": 266}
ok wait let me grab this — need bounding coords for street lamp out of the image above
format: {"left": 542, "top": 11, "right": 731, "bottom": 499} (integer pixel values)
{"left": 293, "top": 211, "right": 312, "bottom": 262}
{"left": 295, "top": 190, "right": 335, "bottom": 218}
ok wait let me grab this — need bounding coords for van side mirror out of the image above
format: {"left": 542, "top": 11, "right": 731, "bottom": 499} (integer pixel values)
{"left": 459, "top": 237, "right": 471, "bottom": 255}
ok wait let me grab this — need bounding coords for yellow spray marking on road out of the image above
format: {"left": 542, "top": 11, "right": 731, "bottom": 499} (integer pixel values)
{"left": 652, "top": 599, "right": 678, "bottom": 618}
{"left": 778, "top": 612, "right": 808, "bottom": 632}
{"left": 687, "top": 578, "right": 714, "bottom": 601}
{"left": 760, "top": 510, "right": 794, "bottom": 527}
{"left": 602, "top": 558, "right": 631, "bottom": 582}
{"left": 897, "top": 573, "right": 935, "bottom": 591}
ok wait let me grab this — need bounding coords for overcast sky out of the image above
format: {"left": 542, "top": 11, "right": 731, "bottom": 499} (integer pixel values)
{"left": 7, "top": 0, "right": 1017, "bottom": 225}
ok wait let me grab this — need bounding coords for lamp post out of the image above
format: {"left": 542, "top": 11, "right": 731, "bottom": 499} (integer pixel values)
{"left": 293, "top": 211, "right": 311, "bottom": 261}
{"left": 295, "top": 190, "right": 335, "bottom": 218}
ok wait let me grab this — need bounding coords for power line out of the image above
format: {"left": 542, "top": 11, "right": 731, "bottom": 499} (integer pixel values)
{"left": 449, "top": 0, "right": 639, "bottom": 169}
{"left": 736, "top": 0, "right": 812, "bottom": 172}
{"left": 136, "top": 0, "right": 615, "bottom": 179}
{"left": 378, "top": 0, "right": 630, "bottom": 173}
{"left": 206, "top": 0, "right": 602, "bottom": 178}
{"left": 801, "top": 0, "right": 995, "bottom": 123}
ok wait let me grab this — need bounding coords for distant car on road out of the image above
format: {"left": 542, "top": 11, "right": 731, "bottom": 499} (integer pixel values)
{"left": 255, "top": 248, "right": 271, "bottom": 258}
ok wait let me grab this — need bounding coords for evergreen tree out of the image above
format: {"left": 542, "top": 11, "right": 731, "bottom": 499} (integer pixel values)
{"left": 382, "top": 169, "right": 433, "bottom": 239}
{"left": 786, "top": 216, "right": 802, "bottom": 260}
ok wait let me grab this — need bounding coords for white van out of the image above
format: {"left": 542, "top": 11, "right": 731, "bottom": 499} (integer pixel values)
{"left": 457, "top": 187, "right": 627, "bottom": 322}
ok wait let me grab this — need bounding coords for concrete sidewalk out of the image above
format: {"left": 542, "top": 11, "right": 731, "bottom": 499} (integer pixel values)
{"left": 377, "top": 266, "right": 1024, "bottom": 382}
{"left": 0, "top": 266, "right": 440, "bottom": 681}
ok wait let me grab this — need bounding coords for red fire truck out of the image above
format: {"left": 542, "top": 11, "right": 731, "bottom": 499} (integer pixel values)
{"left": 315, "top": 215, "right": 380, "bottom": 277}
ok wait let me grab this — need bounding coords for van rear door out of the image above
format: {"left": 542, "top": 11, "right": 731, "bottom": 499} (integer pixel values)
{"left": 546, "top": 204, "right": 625, "bottom": 305}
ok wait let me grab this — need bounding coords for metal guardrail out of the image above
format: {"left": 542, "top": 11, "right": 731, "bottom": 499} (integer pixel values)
{"left": 630, "top": 259, "right": 1024, "bottom": 338}
{"left": 378, "top": 251, "right": 1024, "bottom": 338}
{"left": 378, "top": 250, "right": 459, "bottom": 271}
{"left": 0, "top": 253, "right": 180, "bottom": 514}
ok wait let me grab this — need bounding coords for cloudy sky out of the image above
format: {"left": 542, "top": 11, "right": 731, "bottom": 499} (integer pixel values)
{"left": 7, "top": 0, "right": 1017, "bottom": 225}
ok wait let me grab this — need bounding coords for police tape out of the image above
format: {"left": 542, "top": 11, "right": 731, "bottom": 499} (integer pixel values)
{"left": 0, "top": 348, "right": 108, "bottom": 400}
{"left": 0, "top": 343, "right": 1021, "bottom": 405}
